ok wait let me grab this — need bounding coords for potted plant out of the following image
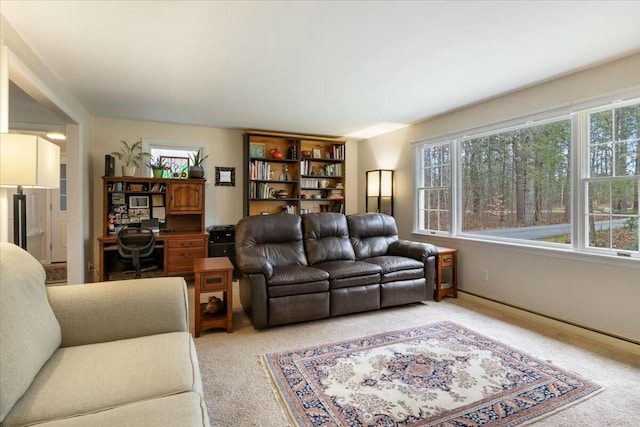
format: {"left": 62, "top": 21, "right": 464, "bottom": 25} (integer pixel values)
{"left": 146, "top": 156, "right": 167, "bottom": 178}
{"left": 188, "top": 150, "right": 209, "bottom": 179}
{"left": 111, "top": 139, "right": 151, "bottom": 177}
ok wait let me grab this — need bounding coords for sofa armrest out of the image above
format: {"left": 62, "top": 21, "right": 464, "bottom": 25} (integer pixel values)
{"left": 236, "top": 252, "right": 273, "bottom": 278}
{"left": 388, "top": 239, "right": 438, "bottom": 262}
{"left": 47, "top": 277, "right": 189, "bottom": 348}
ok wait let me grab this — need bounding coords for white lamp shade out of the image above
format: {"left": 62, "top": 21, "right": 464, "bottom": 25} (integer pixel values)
{"left": 380, "top": 170, "right": 393, "bottom": 197}
{"left": 0, "top": 134, "right": 60, "bottom": 188}
{"left": 367, "top": 170, "right": 380, "bottom": 197}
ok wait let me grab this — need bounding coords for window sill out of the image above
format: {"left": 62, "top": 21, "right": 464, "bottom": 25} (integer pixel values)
{"left": 411, "top": 230, "right": 640, "bottom": 270}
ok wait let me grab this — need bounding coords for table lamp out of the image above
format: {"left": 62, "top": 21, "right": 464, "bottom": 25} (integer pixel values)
{"left": 0, "top": 133, "right": 60, "bottom": 249}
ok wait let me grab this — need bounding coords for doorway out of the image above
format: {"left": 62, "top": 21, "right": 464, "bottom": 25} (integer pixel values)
{"left": 6, "top": 81, "right": 69, "bottom": 279}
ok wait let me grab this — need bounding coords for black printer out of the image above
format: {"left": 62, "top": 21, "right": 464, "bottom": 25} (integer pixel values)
{"left": 208, "top": 225, "right": 237, "bottom": 276}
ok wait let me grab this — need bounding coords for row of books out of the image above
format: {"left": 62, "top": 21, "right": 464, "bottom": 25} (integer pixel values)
{"left": 106, "top": 183, "right": 166, "bottom": 192}
{"left": 248, "top": 160, "right": 273, "bottom": 181}
{"left": 249, "top": 182, "right": 274, "bottom": 199}
{"left": 300, "top": 160, "right": 343, "bottom": 177}
{"left": 330, "top": 144, "right": 345, "bottom": 160}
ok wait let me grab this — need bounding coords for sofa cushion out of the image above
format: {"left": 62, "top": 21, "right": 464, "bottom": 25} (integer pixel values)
{"left": 236, "top": 214, "right": 307, "bottom": 268}
{"left": 361, "top": 255, "right": 425, "bottom": 283}
{"left": 0, "top": 242, "right": 62, "bottom": 422}
{"left": 28, "top": 392, "right": 209, "bottom": 427}
{"left": 267, "top": 265, "right": 329, "bottom": 297}
{"left": 347, "top": 213, "right": 399, "bottom": 259}
{"left": 303, "top": 213, "right": 356, "bottom": 264}
{"left": 1, "top": 332, "right": 200, "bottom": 427}
{"left": 312, "top": 260, "right": 381, "bottom": 289}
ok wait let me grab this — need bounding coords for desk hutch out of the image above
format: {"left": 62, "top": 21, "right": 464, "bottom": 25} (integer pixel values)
{"left": 99, "top": 176, "right": 207, "bottom": 281}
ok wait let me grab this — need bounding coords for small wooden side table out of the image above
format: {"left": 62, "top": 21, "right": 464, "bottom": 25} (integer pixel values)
{"left": 193, "top": 257, "right": 234, "bottom": 337}
{"left": 434, "top": 246, "right": 458, "bottom": 302}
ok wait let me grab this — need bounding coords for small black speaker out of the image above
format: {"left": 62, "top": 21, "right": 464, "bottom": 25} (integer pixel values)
{"left": 105, "top": 155, "right": 115, "bottom": 176}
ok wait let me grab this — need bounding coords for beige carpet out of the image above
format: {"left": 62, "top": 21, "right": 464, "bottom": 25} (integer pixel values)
{"left": 188, "top": 282, "right": 640, "bottom": 426}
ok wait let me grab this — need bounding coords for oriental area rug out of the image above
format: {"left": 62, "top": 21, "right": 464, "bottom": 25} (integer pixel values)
{"left": 263, "top": 321, "right": 603, "bottom": 426}
{"left": 43, "top": 262, "right": 67, "bottom": 285}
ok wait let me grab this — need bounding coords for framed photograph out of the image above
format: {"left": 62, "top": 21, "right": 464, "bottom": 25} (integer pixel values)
{"left": 312, "top": 148, "right": 321, "bottom": 158}
{"left": 129, "top": 195, "right": 150, "bottom": 209}
{"left": 250, "top": 143, "right": 265, "bottom": 158}
{"left": 215, "top": 166, "right": 236, "bottom": 186}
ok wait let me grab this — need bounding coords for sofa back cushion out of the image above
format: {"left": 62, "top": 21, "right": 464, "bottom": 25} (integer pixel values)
{"left": 303, "top": 213, "right": 355, "bottom": 265}
{"left": 0, "top": 242, "right": 62, "bottom": 421}
{"left": 236, "top": 214, "right": 307, "bottom": 267}
{"left": 347, "top": 213, "right": 399, "bottom": 260}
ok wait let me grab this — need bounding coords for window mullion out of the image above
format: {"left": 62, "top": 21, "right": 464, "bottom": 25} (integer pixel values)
{"left": 452, "top": 139, "right": 460, "bottom": 236}
{"left": 574, "top": 112, "right": 588, "bottom": 253}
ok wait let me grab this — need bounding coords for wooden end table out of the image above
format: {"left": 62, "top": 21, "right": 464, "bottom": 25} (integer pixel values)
{"left": 434, "top": 246, "right": 458, "bottom": 302}
{"left": 193, "top": 257, "right": 234, "bottom": 337}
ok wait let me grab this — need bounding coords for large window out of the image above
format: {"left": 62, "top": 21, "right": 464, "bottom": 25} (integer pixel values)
{"left": 417, "top": 143, "right": 451, "bottom": 233}
{"left": 415, "top": 98, "right": 640, "bottom": 259}
{"left": 586, "top": 103, "right": 639, "bottom": 254}
{"left": 460, "top": 118, "right": 571, "bottom": 244}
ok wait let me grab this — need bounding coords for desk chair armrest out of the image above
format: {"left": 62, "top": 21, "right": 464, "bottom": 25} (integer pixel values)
{"left": 47, "top": 277, "right": 189, "bottom": 348}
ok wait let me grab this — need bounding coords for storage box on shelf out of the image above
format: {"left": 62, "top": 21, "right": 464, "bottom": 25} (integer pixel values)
{"left": 244, "top": 130, "right": 346, "bottom": 216}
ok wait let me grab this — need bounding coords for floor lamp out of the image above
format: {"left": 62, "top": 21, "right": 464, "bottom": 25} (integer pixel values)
{"left": 0, "top": 134, "right": 60, "bottom": 250}
{"left": 366, "top": 169, "right": 394, "bottom": 216}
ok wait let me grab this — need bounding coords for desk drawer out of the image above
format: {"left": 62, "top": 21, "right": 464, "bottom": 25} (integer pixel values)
{"left": 167, "top": 246, "right": 205, "bottom": 274}
{"left": 438, "top": 253, "right": 455, "bottom": 267}
{"left": 199, "top": 271, "right": 229, "bottom": 292}
{"left": 168, "top": 239, "right": 204, "bottom": 249}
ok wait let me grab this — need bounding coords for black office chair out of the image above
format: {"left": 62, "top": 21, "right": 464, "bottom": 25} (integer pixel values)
{"left": 116, "top": 227, "right": 157, "bottom": 279}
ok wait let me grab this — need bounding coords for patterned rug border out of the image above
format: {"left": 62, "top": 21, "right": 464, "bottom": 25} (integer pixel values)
{"left": 43, "top": 263, "right": 67, "bottom": 285}
{"left": 263, "top": 321, "right": 604, "bottom": 427}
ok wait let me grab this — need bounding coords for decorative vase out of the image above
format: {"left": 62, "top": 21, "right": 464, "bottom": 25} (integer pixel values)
{"left": 270, "top": 147, "right": 283, "bottom": 159}
{"left": 152, "top": 168, "right": 163, "bottom": 178}
{"left": 122, "top": 165, "right": 136, "bottom": 177}
{"left": 189, "top": 165, "right": 205, "bottom": 179}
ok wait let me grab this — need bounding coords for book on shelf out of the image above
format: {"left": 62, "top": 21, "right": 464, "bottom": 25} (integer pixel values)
{"left": 249, "top": 160, "right": 273, "bottom": 181}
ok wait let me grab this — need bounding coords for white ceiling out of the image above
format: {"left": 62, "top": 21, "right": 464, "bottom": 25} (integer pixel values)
{"left": 2, "top": 1, "right": 640, "bottom": 138}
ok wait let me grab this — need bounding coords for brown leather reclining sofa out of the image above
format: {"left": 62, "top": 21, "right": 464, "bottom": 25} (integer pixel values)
{"left": 235, "top": 212, "right": 438, "bottom": 328}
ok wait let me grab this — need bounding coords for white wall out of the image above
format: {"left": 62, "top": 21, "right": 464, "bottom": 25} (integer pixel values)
{"left": 1, "top": 16, "right": 92, "bottom": 284}
{"left": 358, "top": 53, "right": 640, "bottom": 342}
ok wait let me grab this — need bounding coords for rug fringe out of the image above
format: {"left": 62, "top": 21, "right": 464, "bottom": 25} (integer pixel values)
{"left": 259, "top": 355, "right": 297, "bottom": 427}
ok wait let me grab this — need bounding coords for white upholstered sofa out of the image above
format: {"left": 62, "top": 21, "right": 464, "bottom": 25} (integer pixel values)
{"left": 0, "top": 242, "right": 210, "bottom": 426}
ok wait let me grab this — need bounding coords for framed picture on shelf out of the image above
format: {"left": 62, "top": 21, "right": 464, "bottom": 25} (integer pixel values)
{"left": 250, "top": 143, "right": 265, "bottom": 158}
{"left": 312, "top": 148, "right": 321, "bottom": 158}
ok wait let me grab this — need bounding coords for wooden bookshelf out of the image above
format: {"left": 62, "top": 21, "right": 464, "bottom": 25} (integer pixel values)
{"left": 243, "top": 130, "right": 346, "bottom": 216}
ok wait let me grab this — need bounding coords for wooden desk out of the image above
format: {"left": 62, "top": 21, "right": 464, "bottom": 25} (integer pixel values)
{"left": 193, "top": 257, "right": 234, "bottom": 337}
{"left": 98, "top": 232, "right": 207, "bottom": 281}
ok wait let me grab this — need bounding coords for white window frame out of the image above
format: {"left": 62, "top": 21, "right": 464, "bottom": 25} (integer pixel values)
{"left": 581, "top": 99, "right": 640, "bottom": 258}
{"left": 413, "top": 95, "right": 640, "bottom": 262}
{"left": 415, "top": 140, "right": 454, "bottom": 236}
{"left": 142, "top": 138, "right": 205, "bottom": 178}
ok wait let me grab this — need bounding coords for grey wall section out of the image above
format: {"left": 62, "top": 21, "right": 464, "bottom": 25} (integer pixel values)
{"left": 357, "top": 53, "right": 640, "bottom": 342}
